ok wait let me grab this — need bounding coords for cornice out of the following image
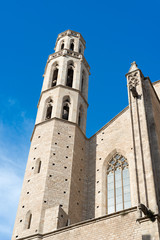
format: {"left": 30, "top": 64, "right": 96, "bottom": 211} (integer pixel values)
{"left": 43, "top": 49, "right": 90, "bottom": 77}
{"left": 37, "top": 85, "right": 89, "bottom": 108}
{"left": 30, "top": 117, "right": 87, "bottom": 142}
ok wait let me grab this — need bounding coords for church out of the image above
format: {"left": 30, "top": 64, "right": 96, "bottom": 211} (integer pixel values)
{"left": 12, "top": 30, "right": 160, "bottom": 240}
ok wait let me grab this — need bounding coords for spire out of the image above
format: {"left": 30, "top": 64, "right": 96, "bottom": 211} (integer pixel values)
{"left": 128, "top": 61, "right": 139, "bottom": 73}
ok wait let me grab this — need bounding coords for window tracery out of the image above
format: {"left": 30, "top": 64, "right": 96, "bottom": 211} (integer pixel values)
{"left": 107, "top": 153, "right": 131, "bottom": 214}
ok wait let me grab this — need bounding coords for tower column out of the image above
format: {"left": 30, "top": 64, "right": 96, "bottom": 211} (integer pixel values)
{"left": 126, "top": 62, "right": 158, "bottom": 213}
{"left": 12, "top": 29, "right": 90, "bottom": 240}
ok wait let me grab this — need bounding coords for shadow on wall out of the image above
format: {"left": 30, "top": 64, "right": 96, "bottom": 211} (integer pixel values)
{"left": 87, "top": 136, "right": 96, "bottom": 219}
{"left": 142, "top": 235, "right": 151, "bottom": 240}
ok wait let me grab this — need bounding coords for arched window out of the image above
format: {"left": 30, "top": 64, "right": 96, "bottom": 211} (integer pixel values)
{"left": 70, "top": 41, "right": 74, "bottom": 51}
{"left": 25, "top": 211, "right": 32, "bottom": 229}
{"left": 61, "top": 42, "right": 64, "bottom": 50}
{"left": 45, "top": 99, "right": 53, "bottom": 120}
{"left": 51, "top": 68, "right": 58, "bottom": 87}
{"left": 62, "top": 97, "right": 70, "bottom": 121}
{"left": 107, "top": 153, "right": 131, "bottom": 214}
{"left": 66, "top": 63, "right": 74, "bottom": 88}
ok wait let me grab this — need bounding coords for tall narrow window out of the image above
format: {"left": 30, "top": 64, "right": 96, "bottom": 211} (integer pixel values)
{"left": 25, "top": 211, "right": 32, "bottom": 229}
{"left": 37, "top": 161, "right": 41, "bottom": 173}
{"left": 34, "top": 159, "right": 41, "bottom": 174}
{"left": 46, "top": 105, "right": 52, "bottom": 119}
{"left": 62, "top": 97, "right": 70, "bottom": 121}
{"left": 27, "top": 213, "right": 32, "bottom": 229}
{"left": 52, "top": 68, "right": 58, "bottom": 87}
{"left": 107, "top": 153, "right": 131, "bottom": 214}
{"left": 70, "top": 42, "right": 74, "bottom": 51}
{"left": 61, "top": 42, "right": 64, "bottom": 50}
{"left": 45, "top": 99, "right": 53, "bottom": 120}
{"left": 66, "top": 64, "right": 74, "bottom": 87}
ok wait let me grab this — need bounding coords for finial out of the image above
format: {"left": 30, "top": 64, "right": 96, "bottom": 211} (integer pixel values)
{"left": 128, "top": 61, "right": 139, "bottom": 73}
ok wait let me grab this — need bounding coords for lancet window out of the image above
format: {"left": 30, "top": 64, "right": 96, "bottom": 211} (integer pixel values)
{"left": 66, "top": 63, "right": 74, "bottom": 88}
{"left": 62, "top": 97, "right": 70, "bottom": 121}
{"left": 45, "top": 99, "right": 53, "bottom": 120}
{"left": 107, "top": 153, "right": 131, "bottom": 214}
{"left": 51, "top": 66, "right": 58, "bottom": 87}
{"left": 61, "top": 41, "right": 64, "bottom": 50}
{"left": 70, "top": 40, "right": 74, "bottom": 51}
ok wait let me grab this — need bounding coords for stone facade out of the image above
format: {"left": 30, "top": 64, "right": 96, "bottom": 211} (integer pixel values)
{"left": 12, "top": 30, "right": 160, "bottom": 240}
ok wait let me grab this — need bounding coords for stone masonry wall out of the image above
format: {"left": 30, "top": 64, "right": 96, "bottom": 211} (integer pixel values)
{"left": 23, "top": 208, "right": 160, "bottom": 240}
{"left": 12, "top": 120, "right": 55, "bottom": 240}
{"left": 87, "top": 108, "right": 136, "bottom": 219}
{"left": 68, "top": 126, "right": 87, "bottom": 224}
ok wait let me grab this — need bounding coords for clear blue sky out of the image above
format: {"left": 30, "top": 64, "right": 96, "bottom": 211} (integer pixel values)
{"left": 0, "top": 0, "right": 160, "bottom": 239}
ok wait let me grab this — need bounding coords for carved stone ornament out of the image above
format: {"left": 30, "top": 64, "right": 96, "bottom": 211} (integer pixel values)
{"left": 128, "top": 71, "right": 139, "bottom": 88}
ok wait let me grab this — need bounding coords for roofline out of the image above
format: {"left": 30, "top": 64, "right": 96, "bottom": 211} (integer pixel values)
{"left": 153, "top": 79, "right": 160, "bottom": 85}
{"left": 88, "top": 106, "right": 129, "bottom": 140}
{"left": 88, "top": 78, "right": 160, "bottom": 139}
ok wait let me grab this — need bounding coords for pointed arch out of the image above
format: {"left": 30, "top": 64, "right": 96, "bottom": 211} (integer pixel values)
{"left": 62, "top": 96, "right": 70, "bottom": 121}
{"left": 106, "top": 152, "right": 131, "bottom": 214}
{"left": 59, "top": 40, "right": 65, "bottom": 50}
{"left": 70, "top": 39, "right": 74, "bottom": 51}
{"left": 61, "top": 41, "right": 64, "bottom": 50}
{"left": 66, "top": 61, "right": 74, "bottom": 88}
{"left": 44, "top": 97, "right": 53, "bottom": 120}
{"left": 50, "top": 62, "right": 59, "bottom": 88}
{"left": 24, "top": 211, "right": 32, "bottom": 229}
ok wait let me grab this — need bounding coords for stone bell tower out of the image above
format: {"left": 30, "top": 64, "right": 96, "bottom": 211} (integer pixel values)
{"left": 12, "top": 30, "right": 90, "bottom": 240}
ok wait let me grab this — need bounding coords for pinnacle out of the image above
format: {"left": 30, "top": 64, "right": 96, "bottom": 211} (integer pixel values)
{"left": 128, "top": 61, "right": 139, "bottom": 73}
